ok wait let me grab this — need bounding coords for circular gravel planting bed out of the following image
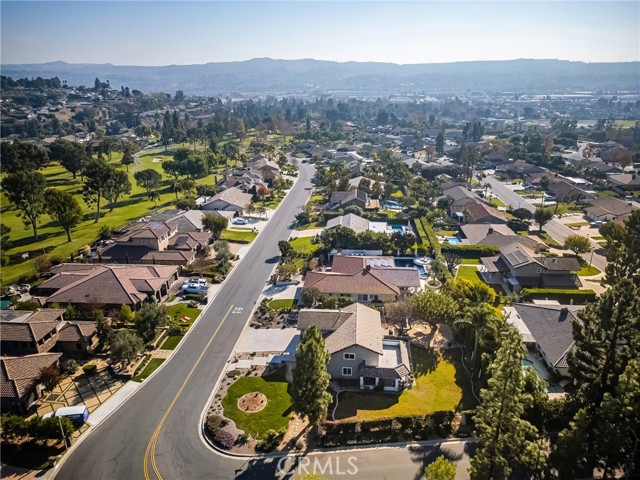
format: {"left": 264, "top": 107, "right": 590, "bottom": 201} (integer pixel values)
{"left": 237, "top": 392, "right": 268, "bottom": 413}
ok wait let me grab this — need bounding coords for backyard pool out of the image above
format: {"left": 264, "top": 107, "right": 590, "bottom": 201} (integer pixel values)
{"left": 522, "top": 359, "right": 559, "bottom": 392}
{"left": 390, "top": 225, "right": 404, "bottom": 233}
{"left": 0, "top": 297, "right": 12, "bottom": 310}
{"left": 444, "top": 237, "right": 461, "bottom": 245}
{"left": 381, "top": 200, "right": 403, "bottom": 211}
{"left": 394, "top": 257, "right": 427, "bottom": 278}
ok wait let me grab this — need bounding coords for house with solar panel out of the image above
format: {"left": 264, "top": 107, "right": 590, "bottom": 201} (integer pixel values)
{"left": 480, "top": 242, "right": 581, "bottom": 293}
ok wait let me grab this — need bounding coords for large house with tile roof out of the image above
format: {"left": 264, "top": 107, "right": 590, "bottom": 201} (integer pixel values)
{"left": 303, "top": 255, "right": 420, "bottom": 303}
{"left": 36, "top": 264, "right": 180, "bottom": 311}
{"left": 201, "top": 186, "right": 253, "bottom": 215}
{"left": 1, "top": 353, "right": 63, "bottom": 413}
{"left": 298, "top": 303, "right": 413, "bottom": 392}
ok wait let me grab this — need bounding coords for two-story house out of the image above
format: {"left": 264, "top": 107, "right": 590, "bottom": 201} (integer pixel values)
{"left": 303, "top": 255, "right": 421, "bottom": 303}
{"left": 297, "top": 303, "right": 413, "bottom": 392}
{"left": 480, "top": 242, "right": 581, "bottom": 293}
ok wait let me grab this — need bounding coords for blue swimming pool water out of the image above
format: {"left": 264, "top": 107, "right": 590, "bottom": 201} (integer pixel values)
{"left": 0, "top": 298, "right": 12, "bottom": 310}
{"left": 522, "top": 359, "right": 558, "bottom": 392}
{"left": 445, "top": 237, "right": 461, "bottom": 245}
{"left": 394, "top": 258, "right": 426, "bottom": 278}
{"left": 381, "top": 200, "right": 403, "bottom": 211}
{"left": 390, "top": 225, "right": 404, "bottom": 232}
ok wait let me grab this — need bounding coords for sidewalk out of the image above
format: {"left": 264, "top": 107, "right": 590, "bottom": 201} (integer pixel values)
{"left": 85, "top": 381, "right": 141, "bottom": 428}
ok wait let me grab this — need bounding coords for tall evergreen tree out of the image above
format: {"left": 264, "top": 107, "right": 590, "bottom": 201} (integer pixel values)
{"left": 104, "top": 170, "right": 132, "bottom": 212}
{"left": 1, "top": 171, "right": 47, "bottom": 240}
{"left": 601, "top": 209, "right": 640, "bottom": 287}
{"left": 44, "top": 189, "right": 83, "bottom": 242}
{"left": 291, "top": 326, "right": 333, "bottom": 428}
{"left": 469, "top": 325, "right": 540, "bottom": 480}
{"left": 435, "top": 131, "right": 445, "bottom": 156}
{"left": 83, "top": 158, "right": 115, "bottom": 223}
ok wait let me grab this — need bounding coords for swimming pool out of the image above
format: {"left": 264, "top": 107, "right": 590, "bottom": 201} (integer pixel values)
{"left": 390, "top": 225, "right": 404, "bottom": 233}
{"left": 0, "top": 297, "right": 12, "bottom": 310}
{"left": 381, "top": 200, "right": 403, "bottom": 211}
{"left": 445, "top": 237, "right": 461, "bottom": 245}
{"left": 394, "top": 257, "right": 427, "bottom": 278}
{"left": 522, "top": 359, "right": 558, "bottom": 392}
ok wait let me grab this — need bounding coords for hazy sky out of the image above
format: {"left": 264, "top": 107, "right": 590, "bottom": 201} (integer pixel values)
{"left": 2, "top": 1, "right": 639, "bottom": 65}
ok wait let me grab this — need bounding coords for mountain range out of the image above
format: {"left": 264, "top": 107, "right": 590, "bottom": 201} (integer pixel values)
{"left": 2, "top": 58, "right": 638, "bottom": 96}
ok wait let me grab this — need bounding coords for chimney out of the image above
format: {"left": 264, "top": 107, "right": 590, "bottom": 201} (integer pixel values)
{"left": 559, "top": 307, "right": 569, "bottom": 322}
{"left": 488, "top": 227, "right": 494, "bottom": 234}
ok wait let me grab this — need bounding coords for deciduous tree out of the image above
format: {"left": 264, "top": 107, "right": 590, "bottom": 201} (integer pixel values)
{"left": 134, "top": 302, "right": 168, "bottom": 342}
{"left": 104, "top": 170, "right": 132, "bottom": 212}
{"left": 1, "top": 141, "right": 49, "bottom": 173}
{"left": 411, "top": 290, "right": 459, "bottom": 327}
{"left": 533, "top": 207, "right": 553, "bottom": 232}
{"left": 202, "top": 213, "right": 228, "bottom": 241}
{"left": 44, "top": 188, "right": 83, "bottom": 242}
{"left": 134, "top": 169, "right": 163, "bottom": 204}
{"left": 564, "top": 234, "right": 591, "bottom": 256}
{"left": 49, "top": 139, "right": 87, "bottom": 179}
{"left": 1, "top": 171, "right": 47, "bottom": 240}
{"left": 83, "top": 158, "right": 115, "bottom": 223}
{"left": 110, "top": 330, "right": 143, "bottom": 366}
{"left": 425, "top": 456, "right": 456, "bottom": 480}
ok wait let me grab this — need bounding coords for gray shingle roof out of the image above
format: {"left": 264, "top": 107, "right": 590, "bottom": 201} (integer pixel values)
{"left": 513, "top": 303, "right": 583, "bottom": 368}
{"left": 326, "top": 214, "right": 370, "bottom": 233}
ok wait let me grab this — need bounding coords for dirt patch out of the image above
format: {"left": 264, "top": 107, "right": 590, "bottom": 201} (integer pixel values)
{"left": 237, "top": 392, "right": 268, "bottom": 412}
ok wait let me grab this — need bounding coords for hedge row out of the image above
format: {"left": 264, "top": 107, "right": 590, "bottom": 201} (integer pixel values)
{"left": 441, "top": 244, "right": 500, "bottom": 258}
{"left": 521, "top": 288, "right": 597, "bottom": 304}
{"left": 411, "top": 219, "right": 428, "bottom": 245}
{"left": 321, "top": 411, "right": 454, "bottom": 447}
{"left": 421, "top": 219, "right": 441, "bottom": 255}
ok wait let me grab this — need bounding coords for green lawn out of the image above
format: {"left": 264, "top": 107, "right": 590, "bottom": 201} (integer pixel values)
{"left": 167, "top": 304, "right": 201, "bottom": 325}
{"left": 434, "top": 230, "right": 458, "bottom": 237}
{"left": 613, "top": 120, "right": 637, "bottom": 128}
{"left": 391, "top": 189, "right": 404, "bottom": 198}
{"left": 566, "top": 222, "right": 590, "bottom": 228}
{"left": 577, "top": 263, "right": 601, "bottom": 277}
{"left": 133, "top": 358, "right": 165, "bottom": 382}
{"left": 295, "top": 220, "right": 326, "bottom": 231}
{"left": 459, "top": 258, "right": 481, "bottom": 265}
{"left": 289, "top": 236, "right": 317, "bottom": 256}
{"left": 160, "top": 335, "right": 183, "bottom": 350}
{"left": 490, "top": 197, "right": 507, "bottom": 208}
{"left": 456, "top": 266, "right": 503, "bottom": 296}
{"left": 268, "top": 298, "right": 295, "bottom": 310}
{"left": 595, "top": 190, "right": 619, "bottom": 198}
{"left": 333, "top": 347, "right": 473, "bottom": 421}
{"left": 221, "top": 368, "right": 292, "bottom": 437}
{"left": 220, "top": 229, "right": 258, "bottom": 243}
{"left": 0, "top": 146, "right": 222, "bottom": 286}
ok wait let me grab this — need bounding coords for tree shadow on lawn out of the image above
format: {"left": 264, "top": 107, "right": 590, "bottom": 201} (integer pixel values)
{"left": 407, "top": 442, "right": 467, "bottom": 480}
{"left": 442, "top": 350, "right": 477, "bottom": 411}
{"left": 411, "top": 345, "right": 439, "bottom": 377}
{"left": 332, "top": 391, "right": 400, "bottom": 421}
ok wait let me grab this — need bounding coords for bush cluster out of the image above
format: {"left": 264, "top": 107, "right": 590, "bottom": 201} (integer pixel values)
{"left": 256, "top": 428, "right": 285, "bottom": 452}
{"left": 204, "top": 414, "right": 235, "bottom": 450}
{"left": 82, "top": 364, "right": 97, "bottom": 375}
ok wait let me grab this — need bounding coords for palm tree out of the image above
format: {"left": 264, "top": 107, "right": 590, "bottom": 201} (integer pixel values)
{"left": 454, "top": 304, "right": 502, "bottom": 377}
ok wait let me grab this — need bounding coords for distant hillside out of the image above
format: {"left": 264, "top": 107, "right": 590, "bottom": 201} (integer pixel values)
{"left": 2, "top": 58, "right": 638, "bottom": 96}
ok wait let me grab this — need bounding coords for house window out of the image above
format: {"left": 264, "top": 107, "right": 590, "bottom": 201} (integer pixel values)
{"left": 343, "top": 353, "right": 355, "bottom": 360}
{"left": 76, "top": 343, "right": 83, "bottom": 350}
{"left": 342, "top": 367, "right": 352, "bottom": 376}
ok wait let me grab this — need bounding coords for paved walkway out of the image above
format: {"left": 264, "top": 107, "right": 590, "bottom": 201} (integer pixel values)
{"left": 85, "top": 381, "right": 141, "bottom": 428}
{"left": 292, "top": 228, "right": 322, "bottom": 238}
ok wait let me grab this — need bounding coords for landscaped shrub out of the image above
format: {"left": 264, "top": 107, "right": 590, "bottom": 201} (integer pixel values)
{"left": 205, "top": 414, "right": 229, "bottom": 431}
{"left": 520, "top": 288, "right": 597, "bottom": 304}
{"left": 82, "top": 364, "right": 97, "bottom": 375}
{"left": 441, "top": 244, "right": 500, "bottom": 258}
{"left": 62, "top": 359, "right": 78, "bottom": 374}
{"left": 208, "top": 426, "right": 236, "bottom": 450}
{"left": 430, "top": 411, "right": 455, "bottom": 437}
{"left": 256, "top": 428, "right": 284, "bottom": 452}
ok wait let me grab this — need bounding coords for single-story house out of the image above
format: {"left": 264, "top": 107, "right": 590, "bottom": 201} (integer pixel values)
{"left": 298, "top": 303, "right": 413, "bottom": 392}
{"left": 505, "top": 303, "right": 584, "bottom": 377}
{"left": 459, "top": 224, "right": 545, "bottom": 250}
{"left": 451, "top": 200, "right": 508, "bottom": 224}
{"left": 328, "top": 189, "right": 369, "bottom": 210}
{"left": 324, "top": 214, "right": 411, "bottom": 236}
{"left": 480, "top": 242, "right": 581, "bottom": 293}
{"left": 608, "top": 173, "right": 640, "bottom": 191}
{"left": 37, "top": 264, "right": 180, "bottom": 311}
{"left": 546, "top": 181, "right": 595, "bottom": 203}
{"left": 1, "top": 352, "right": 63, "bottom": 413}
{"left": 201, "top": 187, "right": 253, "bottom": 215}
{"left": 584, "top": 197, "right": 637, "bottom": 222}
{"left": 303, "top": 255, "right": 420, "bottom": 303}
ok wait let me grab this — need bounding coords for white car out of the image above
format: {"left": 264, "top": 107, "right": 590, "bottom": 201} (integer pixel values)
{"left": 182, "top": 284, "right": 208, "bottom": 294}
{"left": 233, "top": 218, "right": 248, "bottom": 225}
{"left": 183, "top": 278, "right": 207, "bottom": 286}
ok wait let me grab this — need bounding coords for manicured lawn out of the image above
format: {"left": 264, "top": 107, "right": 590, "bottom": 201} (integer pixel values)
{"left": 595, "top": 190, "right": 619, "bottom": 198}
{"left": 220, "top": 229, "right": 258, "bottom": 243}
{"left": 490, "top": 197, "right": 507, "bottom": 208}
{"left": 456, "top": 266, "right": 503, "bottom": 296}
{"left": 434, "top": 230, "right": 458, "bottom": 237}
{"left": 160, "top": 335, "right": 183, "bottom": 350}
{"left": 333, "top": 347, "right": 473, "bottom": 421}
{"left": 133, "top": 358, "right": 165, "bottom": 382}
{"left": 222, "top": 368, "right": 292, "bottom": 437}
{"left": 577, "top": 264, "right": 601, "bottom": 277}
{"left": 459, "top": 258, "right": 481, "bottom": 265}
{"left": 289, "top": 236, "right": 317, "bottom": 256}
{"left": 167, "top": 304, "right": 201, "bottom": 325}
{"left": 566, "top": 222, "right": 590, "bottom": 228}
{"left": 268, "top": 298, "right": 295, "bottom": 310}
{"left": 295, "top": 221, "right": 326, "bottom": 231}
{"left": 391, "top": 189, "right": 404, "bottom": 198}
{"left": 0, "top": 146, "right": 220, "bottom": 286}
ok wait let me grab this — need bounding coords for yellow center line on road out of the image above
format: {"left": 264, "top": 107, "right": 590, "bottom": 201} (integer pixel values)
{"left": 143, "top": 304, "right": 235, "bottom": 480}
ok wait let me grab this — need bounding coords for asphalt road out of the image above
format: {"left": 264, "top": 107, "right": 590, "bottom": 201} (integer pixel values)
{"left": 55, "top": 162, "right": 473, "bottom": 480}
{"left": 484, "top": 176, "right": 608, "bottom": 271}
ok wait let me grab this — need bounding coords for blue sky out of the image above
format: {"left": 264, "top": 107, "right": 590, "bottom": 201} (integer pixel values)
{"left": 1, "top": 1, "right": 639, "bottom": 65}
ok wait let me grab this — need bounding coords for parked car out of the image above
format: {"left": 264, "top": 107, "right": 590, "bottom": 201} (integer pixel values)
{"left": 233, "top": 217, "right": 248, "bottom": 225}
{"left": 183, "top": 278, "right": 207, "bottom": 286}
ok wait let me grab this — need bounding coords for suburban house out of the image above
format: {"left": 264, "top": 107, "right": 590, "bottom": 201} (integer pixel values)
{"left": 505, "top": 303, "right": 584, "bottom": 378}
{"left": 217, "top": 170, "right": 266, "bottom": 194}
{"left": 0, "top": 309, "right": 97, "bottom": 356}
{"left": 546, "top": 181, "right": 595, "bottom": 203}
{"left": 328, "top": 189, "right": 370, "bottom": 210}
{"left": 324, "top": 213, "right": 412, "bottom": 236}
{"left": 608, "top": 173, "right": 640, "bottom": 191}
{"left": 247, "top": 155, "right": 281, "bottom": 181}
{"left": 441, "top": 186, "right": 508, "bottom": 224}
{"left": 37, "top": 264, "right": 180, "bottom": 311}
{"left": 98, "top": 221, "right": 211, "bottom": 266}
{"left": 303, "top": 255, "right": 421, "bottom": 303}
{"left": 201, "top": 187, "right": 253, "bottom": 215}
{"left": 459, "top": 224, "right": 545, "bottom": 250}
{"left": 1, "top": 353, "right": 63, "bottom": 413}
{"left": 480, "top": 242, "right": 581, "bottom": 293}
{"left": 584, "top": 197, "right": 637, "bottom": 223}
{"left": 297, "top": 303, "right": 413, "bottom": 392}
